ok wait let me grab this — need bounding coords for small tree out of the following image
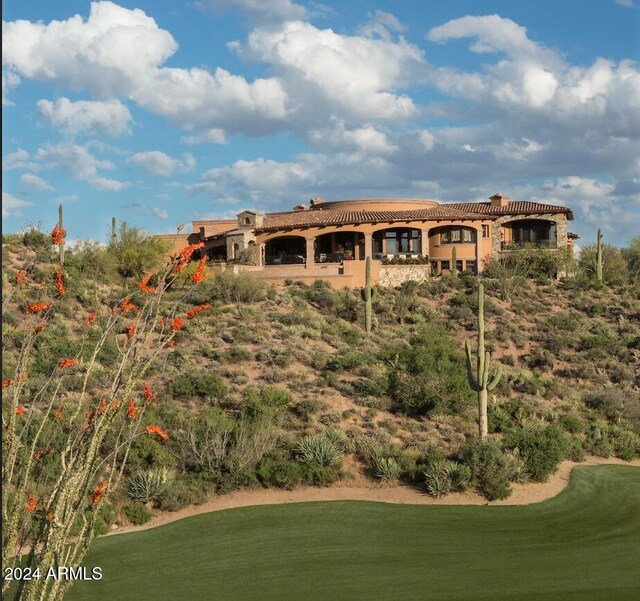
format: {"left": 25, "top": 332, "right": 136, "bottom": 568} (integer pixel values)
{"left": 109, "top": 222, "right": 171, "bottom": 279}
{"left": 578, "top": 242, "right": 629, "bottom": 285}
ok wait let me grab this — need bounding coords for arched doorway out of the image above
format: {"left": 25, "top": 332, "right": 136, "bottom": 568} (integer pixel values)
{"left": 264, "top": 236, "right": 306, "bottom": 264}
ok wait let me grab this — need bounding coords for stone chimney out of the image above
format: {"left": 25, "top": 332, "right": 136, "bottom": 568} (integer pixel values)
{"left": 293, "top": 203, "right": 308, "bottom": 212}
{"left": 490, "top": 194, "right": 509, "bottom": 208}
{"left": 310, "top": 197, "right": 325, "bottom": 208}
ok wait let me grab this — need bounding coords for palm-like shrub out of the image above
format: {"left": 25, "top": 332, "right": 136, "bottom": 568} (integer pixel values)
{"left": 424, "top": 459, "right": 470, "bottom": 498}
{"left": 127, "top": 468, "right": 175, "bottom": 506}
{"left": 297, "top": 433, "right": 343, "bottom": 467}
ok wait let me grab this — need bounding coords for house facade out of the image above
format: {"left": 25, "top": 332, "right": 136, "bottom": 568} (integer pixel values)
{"left": 156, "top": 195, "right": 575, "bottom": 288}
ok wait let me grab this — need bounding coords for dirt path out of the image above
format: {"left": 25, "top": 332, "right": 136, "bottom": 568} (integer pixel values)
{"left": 106, "top": 457, "right": 639, "bottom": 537}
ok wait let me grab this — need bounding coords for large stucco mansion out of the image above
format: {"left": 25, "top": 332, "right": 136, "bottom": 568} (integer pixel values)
{"left": 157, "top": 195, "right": 576, "bottom": 288}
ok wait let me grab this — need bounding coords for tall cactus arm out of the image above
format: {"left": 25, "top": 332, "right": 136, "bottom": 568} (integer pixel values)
{"left": 487, "top": 365, "right": 503, "bottom": 391}
{"left": 464, "top": 339, "right": 480, "bottom": 391}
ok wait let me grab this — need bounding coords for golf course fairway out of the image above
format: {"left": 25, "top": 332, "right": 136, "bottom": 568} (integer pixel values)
{"left": 68, "top": 465, "right": 640, "bottom": 601}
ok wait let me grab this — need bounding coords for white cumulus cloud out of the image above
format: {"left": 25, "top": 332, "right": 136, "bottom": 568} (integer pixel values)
{"left": 2, "top": 191, "right": 32, "bottom": 217}
{"left": 127, "top": 151, "right": 196, "bottom": 176}
{"left": 37, "top": 97, "right": 132, "bottom": 137}
{"left": 19, "top": 173, "right": 54, "bottom": 191}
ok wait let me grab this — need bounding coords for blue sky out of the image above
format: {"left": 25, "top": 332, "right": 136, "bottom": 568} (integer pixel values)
{"left": 3, "top": 0, "right": 639, "bottom": 246}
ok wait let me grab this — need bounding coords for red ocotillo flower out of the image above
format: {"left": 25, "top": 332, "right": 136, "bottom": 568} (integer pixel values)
{"left": 118, "top": 296, "right": 137, "bottom": 314}
{"left": 97, "top": 399, "right": 108, "bottom": 415}
{"left": 192, "top": 257, "right": 208, "bottom": 284}
{"left": 53, "top": 406, "right": 63, "bottom": 421}
{"left": 110, "top": 399, "right": 120, "bottom": 411}
{"left": 54, "top": 267, "right": 66, "bottom": 296}
{"left": 16, "top": 269, "right": 28, "bottom": 285}
{"left": 2, "top": 379, "right": 14, "bottom": 388}
{"left": 165, "top": 339, "right": 176, "bottom": 347}
{"left": 25, "top": 303, "right": 51, "bottom": 314}
{"left": 92, "top": 480, "right": 107, "bottom": 504}
{"left": 51, "top": 224, "right": 66, "bottom": 245}
{"left": 186, "top": 303, "right": 211, "bottom": 318}
{"left": 47, "top": 511, "right": 55, "bottom": 524}
{"left": 34, "top": 324, "right": 45, "bottom": 334}
{"left": 59, "top": 359, "right": 76, "bottom": 369}
{"left": 138, "top": 273, "right": 156, "bottom": 294}
{"left": 85, "top": 313, "right": 97, "bottom": 328}
{"left": 15, "top": 406, "right": 26, "bottom": 415}
{"left": 172, "top": 242, "right": 204, "bottom": 273}
{"left": 125, "top": 323, "right": 136, "bottom": 340}
{"left": 25, "top": 495, "right": 38, "bottom": 513}
{"left": 146, "top": 425, "right": 169, "bottom": 441}
{"left": 170, "top": 318, "right": 184, "bottom": 331}
{"left": 142, "top": 383, "right": 157, "bottom": 404}
{"left": 127, "top": 398, "right": 137, "bottom": 420}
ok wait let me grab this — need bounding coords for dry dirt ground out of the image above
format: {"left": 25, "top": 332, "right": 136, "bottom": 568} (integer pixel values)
{"left": 106, "top": 456, "right": 639, "bottom": 537}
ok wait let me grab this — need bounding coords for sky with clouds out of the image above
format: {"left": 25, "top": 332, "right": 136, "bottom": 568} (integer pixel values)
{"left": 2, "top": 0, "right": 639, "bottom": 245}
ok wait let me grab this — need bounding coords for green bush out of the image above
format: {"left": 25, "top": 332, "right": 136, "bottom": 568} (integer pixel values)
{"left": 110, "top": 222, "right": 170, "bottom": 279}
{"left": 461, "top": 440, "right": 516, "bottom": 501}
{"left": 370, "top": 450, "right": 402, "bottom": 482}
{"left": 611, "top": 428, "right": 640, "bottom": 461}
{"left": 424, "top": 459, "right": 471, "bottom": 498}
{"left": 158, "top": 476, "right": 209, "bottom": 511}
{"left": 188, "top": 272, "right": 266, "bottom": 305}
{"left": 583, "top": 389, "right": 633, "bottom": 424}
{"left": 258, "top": 458, "right": 304, "bottom": 489}
{"left": 505, "top": 425, "right": 567, "bottom": 482}
{"left": 169, "top": 372, "right": 227, "bottom": 402}
{"left": 123, "top": 503, "right": 153, "bottom": 525}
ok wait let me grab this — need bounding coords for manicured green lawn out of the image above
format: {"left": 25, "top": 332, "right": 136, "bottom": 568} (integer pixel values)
{"left": 69, "top": 466, "right": 640, "bottom": 601}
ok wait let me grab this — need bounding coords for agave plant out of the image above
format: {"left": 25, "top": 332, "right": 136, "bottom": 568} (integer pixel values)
{"left": 370, "top": 450, "right": 402, "bottom": 482}
{"left": 296, "top": 433, "right": 343, "bottom": 467}
{"left": 424, "top": 459, "right": 470, "bottom": 498}
{"left": 127, "top": 467, "right": 175, "bottom": 506}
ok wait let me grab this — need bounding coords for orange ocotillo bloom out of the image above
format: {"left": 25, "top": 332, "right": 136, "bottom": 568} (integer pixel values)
{"left": 186, "top": 303, "right": 211, "bottom": 318}
{"left": 142, "top": 383, "right": 157, "bottom": 404}
{"left": 125, "top": 323, "right": 136, "bottom": 339}
{"left": 118, "top": 296, "right": 137, "bottom": 314}
{"left": 51, "top": 224, "right": 66, "bottom": 245}
{"left": 55, "top": 267, "right": 66, "bottom": 296}
{"left": 146, "top": 425, "right": 169, "bottom": 441}
{"left": 15, "top": 406, "right": 26, "bottom": 415}
{"left": 172, "top": 242, "right": 204, "bottom": 273}
{"left": 170, "top": 318, "right": 184, "bottom": 331}
{"left": 2, "top": 379, "right": 14, "bottom": 388}
{"left": 127, "top": 398, "right": 137, "bottom": 420}
{"left": 138, "top": 273, "right": 156, "bottom": 294}
{"left": 85, "top": 313, "right": 97, "bottom": 328}
{"left": 92, "top": 480, "right": 108, "bottom": 504}
{"left": 16, "top": 269, "right": 28, "bottom": 285}
{"left": 59, "top": 359, "right": 76, "bottom": 369}
{"left": 165, "top": 339, "right": 176, "bottom": 347}
{"left": 192, "top": 257, "right": 208, "bottom": 284}
{"left": 25, "top": 303, "right": 51, "bottom": 314}
{"left": 34, "top": 324, "right": 45, "bottom": 334}
{"left": 25, "top": 495, "right": 38, "bottom": 513}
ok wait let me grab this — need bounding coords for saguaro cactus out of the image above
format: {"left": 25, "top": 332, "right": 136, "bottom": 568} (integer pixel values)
{"left": 451, "top": 246, "right": 457, "bottom": 277}
{"left": 361, "top": 256, "right": 375, "bottom": 333}
{"left": 464, "top": 283, "right": 502, "bottom": 439}
{"left": 111, "top": 217, "right": 117, "bottom": 247}
{"left": 596, "top": 228, "right": 603, "bottom": 283}
{"left": 58, "top": 204, "right": 65, "bottom": 266}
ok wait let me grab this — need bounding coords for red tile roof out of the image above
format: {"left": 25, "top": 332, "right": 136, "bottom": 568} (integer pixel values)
{"left": 256, "top": 200, "right": 572, "bottom": 232}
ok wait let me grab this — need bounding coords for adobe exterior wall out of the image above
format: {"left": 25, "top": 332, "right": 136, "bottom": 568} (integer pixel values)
{"left": 379, "top": 265, "right": 431, "bottom": 287}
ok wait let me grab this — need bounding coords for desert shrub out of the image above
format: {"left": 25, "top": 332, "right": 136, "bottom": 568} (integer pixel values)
{"left": 504, "top": 425, "right": 567, "bottom": 482}
{"left": 188, "top": 272, "right": 266, "bottom": 304}
{"left": 611, "top": 428, "right": 640, "bottom": 461}
{"left": 579, "top": 243, "right": 629, "bottom": 285}
{"left": 127, "top": 467, "right": 175, "bottom": 506}
{"left": 622, "top": 237, "right": 640, "bottom": 276}
{"left": 123, "top": 503, "right": 153, "bottom": 525}
{"left": 386, "top": 324, "right": 473, "bottom": 416}
{"left": 258, "top": 457, "right": 304, "bottom": 489}
{"left": 583, "top": 389, "right": 633, "bottom": 424}
{"left": 169, "top": 371, "right": 227, "bottom": 402}
{"left": 93, "top": 503, "right": 117, "bottom": 536}
{"left": 326, "top": 349, "right": 369, "bottom": 372}
{"left": 296, "top": 432, "right": 343, "bottom": 467}
{"left": 65, "top": 240, "right": 117, "bottom": 283}
{"left": 522, "top": 349, "right": 555, "bottom": 371}
{"left": 461, "top": 440, "right": 516, "bottom": 501}
{"left": 158, "top": 476, "right": 209, "bottom": 511}
{"left": 225, "top": 346, "right": 252, "bottom": 362}
{"left": 110, "top": 222, "right": 170, "bottom": 279}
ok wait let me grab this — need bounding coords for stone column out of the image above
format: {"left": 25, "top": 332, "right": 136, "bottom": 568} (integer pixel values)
{"left": 256, "top": 243, "right": 264, "bottom": 267}
{"left": 306, "top": 237, "right": 315, "bottom": 269}
{"left": 364, "top": 232, "right": 373, "bottom": 259}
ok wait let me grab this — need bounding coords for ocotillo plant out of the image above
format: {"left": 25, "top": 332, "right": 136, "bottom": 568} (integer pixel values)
{"left": 57, "top": 204, "right": 65, "bottom": 265}
{"left": 361, "top": 256, "right": 375, "bottom": 333}
{"left": 596, "top": 228, "right": 603, "bottom": 282}
{"left": 111, "top": 216, "right": 117, "bottom": 246}
{"left": 451, "top": 246, "right": 457, "bottom": 277}
{"left": 464, "top": 283, "right": 502, "bottom": 439}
